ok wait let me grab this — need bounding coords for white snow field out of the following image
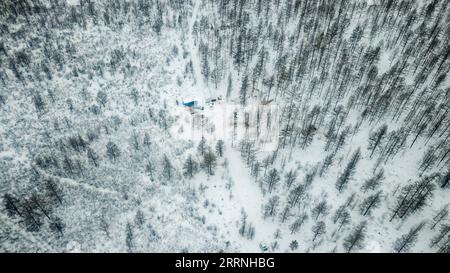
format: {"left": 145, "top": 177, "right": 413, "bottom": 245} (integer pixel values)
{"left": 0, "top": 0, "right": 449, "bottom": 253}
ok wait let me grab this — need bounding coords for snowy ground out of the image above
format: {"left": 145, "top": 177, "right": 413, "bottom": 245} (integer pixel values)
{"left": 0, "top": 0, "right": 448, "bottom": 253}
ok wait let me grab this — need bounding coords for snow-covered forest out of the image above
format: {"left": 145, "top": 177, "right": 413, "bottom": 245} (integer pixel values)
{"left": 0, "top": 0, "right": 449, "bottom": 253}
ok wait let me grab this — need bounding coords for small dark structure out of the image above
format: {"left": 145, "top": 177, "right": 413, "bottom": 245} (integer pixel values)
{"left": 181, "top": 99, "right": 204, "bottom": 112}
{"left": 183, "top": 100, "right": 197, "bottom": 107}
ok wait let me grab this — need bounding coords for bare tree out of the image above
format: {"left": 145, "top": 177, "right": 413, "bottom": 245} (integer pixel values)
{"left": 393, "top": 222, "right": 426, "bottom": 253}
{"left": 335, "top": 148, "right": 361, "bottom": 192}
{"left": 368, "top": 124, "right": 388, "bottom": 158}
{"left": 201, "top": 149, "right": 217, "bottom": 176}
{"left": 312, "top": 221, "right": 326, "bottom": 242}
{"left": 359, "top": 191, "right": 382, "bottom": 216}
{"left": 215, "top": 139, "right": 225, "bottom": 157}
{"left": 106, "top": 141, "right": 120, "bottom": 161}
{"left": 183, "top": 155, "right": 198, "bottom": 178}
{"left": 289, "top": 213, "right": 308, "bottom": 234}
{"left": 162, "top": 154, "right": 174, "bottom": 181}
{"left": 343, "top": 221, "right": 367, "bottom": 253}
{"left": 263, "top": 196, "right": 280, "bottom": 219}
{"left": 265, "top": 168, "right": 280, "bottom": 194}
{"left": 430, "top": 224, "right": 450, "bottom": 250}
{"left": 312, "top": 200, "right": 330, "bottom": 220}
{"left": 430, "top": 205, "right": 449, "bottom": 230}
{"left": 125, "top": 223, "right": 134, "bottom": 253}
{"left": 361, "top": 169, "right": 385, "bottom": 192}
{"left": 284, "top": 169, "right": 297, "bottom": 189}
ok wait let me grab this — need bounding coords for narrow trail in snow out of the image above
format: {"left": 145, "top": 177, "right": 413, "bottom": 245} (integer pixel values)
{"left": 185, "top": 0, "right": 278, "bottom": 251}
{"left": 225, "top": 145, "right": 279, "bottom": 251}
{"left": 187, "top": 0, "right": 211, "bottom": 98}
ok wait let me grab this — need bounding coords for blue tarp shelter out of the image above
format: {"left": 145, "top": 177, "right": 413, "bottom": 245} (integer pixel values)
{"left": 183, "top": 101, "right": 197, "bottom": 107}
